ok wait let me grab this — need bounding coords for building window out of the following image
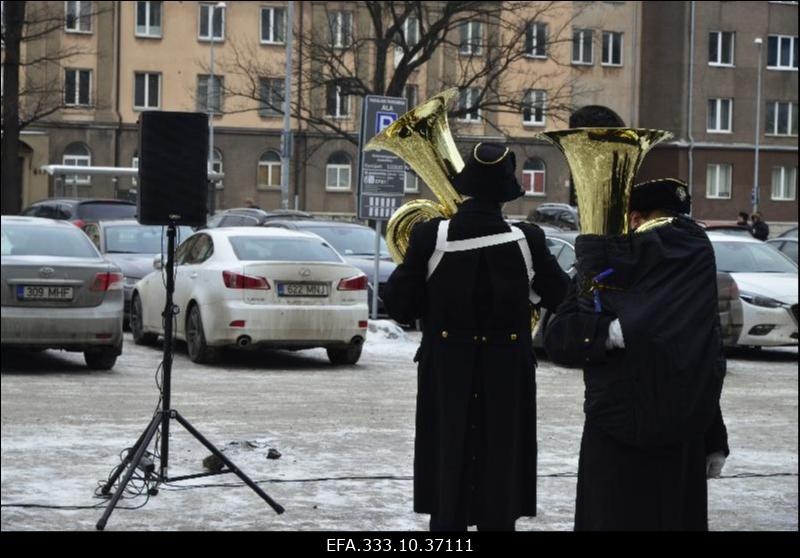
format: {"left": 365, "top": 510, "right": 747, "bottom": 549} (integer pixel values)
{"left": 767, "top": 35, "right": 798, "bottom": 70}
{"left": 325, "top": 82, "right": 350, "bottom": 118}
{"left": 394, "top": 15, "right": 420, "bottom": 66}
{"left": 211, "top": 148, "right": 223, "bottom": 190}
{"left": 457, "top": 87, "right": 481, "bottom": 122}
{"left": 65, "top": 69, "right": 92, "bottom": 106}
{"left": 326, "top": 152, "right": 351, "bottom": 191}
{"left": 131, "top": 154, "right": 139, "bottom": 188}
{"left": 708, "top": 31, "right": 734, "bottom": 66}
{"left": 328, "top": 11, "right": 353, "bottom": 48}
{"left": 706, "top": 163, "right": 732, "bottom": 199}
{"left": 572, "top": 29, "right": 593, "bottom": 65}
{"left": 134, "top": 72, "right": 160, "bottom": 110}
{"left": 602, "top": 31, "right": 623, "bottom": 66}
{"left": 459, "top": 20, "right": 483, "bottom": 56}
{"left": 522, "top": 159, "right": 546, "bottom": 196}
{"left": 405, "top": 168, "right": 420, "bottom": 194}
{"left": 259, "top": 77, "right": 285, "bottom": 116}
{"left": 523, "top": 90, "right": 546, "bottom": 126}
{"left": 62, "top": 143, "right": 91, "bottom": 184}
{"left": 707, "top": 98, "right": 733, "bottom": 133}
{"left": 197, "top": 75, "right": 224, "bottom": 114}
{"left": 257, "top": 150, "right": 282, "bottom": 189}
{"left": 771, "top": 166, "right": 797, "bottom": 201}
{"left": 135, "top": 1, "right": 162, "bottom": 38}
{"left": 404, "top": 84, "right": 418, "bottom": 109}
{"left": 199, "top": 3, "right": 225, "bottom": 42}
{"left": 65, "top": 1, "right": 92, "bottom": 33}
{"left": 765, "top": 101, "right": 798, "bottom": 135}
{"left": 260, "top": 6, "right": 285, "bottom": 44}
{"left": 526, "top": 21, "right": 548, "bottom": 58}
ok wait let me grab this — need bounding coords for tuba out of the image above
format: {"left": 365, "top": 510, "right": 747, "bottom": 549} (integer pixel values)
{"left": 364, "top": 88, "right": 464, "bottom": 264}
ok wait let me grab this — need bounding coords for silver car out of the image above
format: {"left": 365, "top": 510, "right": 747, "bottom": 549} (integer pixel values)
{"left": 1, "top": 216, "right": 124, "bottom": 369}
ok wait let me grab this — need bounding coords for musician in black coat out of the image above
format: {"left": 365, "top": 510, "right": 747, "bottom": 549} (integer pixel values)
{"left": 383, "top": 143, "right": 569, "bottom": 531}
{"left": 544, "top": 178, "right": 730, "bottom": 530}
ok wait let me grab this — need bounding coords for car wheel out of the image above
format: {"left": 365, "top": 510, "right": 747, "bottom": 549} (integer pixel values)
{"left": 84, "top": 348, "right": 118, "bottom": 370}
{"left": 186, "top": 304, "right": 220, "bottom": 364}
{"left": 327, "top": 342, "right": 363, "bottom": 365}
{"left": 131, "top": 294, "right": 158, "bottom": 346}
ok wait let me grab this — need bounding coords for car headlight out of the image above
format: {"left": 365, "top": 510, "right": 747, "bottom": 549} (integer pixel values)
{"left": 739, "top": 291, "right": 785, "bottom": 308}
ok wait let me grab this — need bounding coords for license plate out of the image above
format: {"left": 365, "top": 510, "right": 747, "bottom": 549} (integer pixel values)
{"left": 277, "top": 282, "right": 329, "bottom": 297}
{"left": 17, "top": 285, "right": 74, "bottom": 301}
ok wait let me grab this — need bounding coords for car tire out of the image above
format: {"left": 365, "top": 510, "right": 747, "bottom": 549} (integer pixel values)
{"left": 327, "top": 342, "right": 363, "bottom": 365}
{"left": 84, "top": 348, "right": 118, "bottom": 370}
{"left": 130, "top": 294, "right": 158, "bottom": 346}
{"left": 186, "top": 304, "right": 220, "bottom": 364}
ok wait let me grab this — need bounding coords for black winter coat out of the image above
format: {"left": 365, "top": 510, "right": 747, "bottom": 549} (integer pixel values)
{"left": 383, "top": 199, "right": 569, "bottom": 526}
{"left": 544, "top": 216, "right": 730, "bottom": 530}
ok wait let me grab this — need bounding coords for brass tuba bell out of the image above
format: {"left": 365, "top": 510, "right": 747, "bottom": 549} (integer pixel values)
{"left": 364, "top": 88, "right": 465, "bottom": 263}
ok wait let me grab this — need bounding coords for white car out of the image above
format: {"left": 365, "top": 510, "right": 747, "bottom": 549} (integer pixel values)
{"left": 709, "top": 232, "right": 798, "bottom": 347}
{"left": 130, "top": 227, "right": 369, "bottom": 364}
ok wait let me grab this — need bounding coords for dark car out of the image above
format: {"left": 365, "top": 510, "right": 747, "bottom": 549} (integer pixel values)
{"left": 20, "top": 198, "right": 137, "bottom": 228}
{"left": 527, "top": 203, "right": 580, "bottom": 230}
{"left": 204, "top": 208, "right": 314, "bottom": 228}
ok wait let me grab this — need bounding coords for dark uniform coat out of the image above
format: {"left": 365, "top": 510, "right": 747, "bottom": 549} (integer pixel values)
{"left": 383, "top": 198, "right": 569, "bottom": 527}
{"left": 544, "top": 216, "right": 730, "bottom": 530}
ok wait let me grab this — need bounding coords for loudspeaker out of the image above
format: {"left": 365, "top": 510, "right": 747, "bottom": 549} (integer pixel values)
{"left": 137, "top": 111, "right": 209, "bottom": 226}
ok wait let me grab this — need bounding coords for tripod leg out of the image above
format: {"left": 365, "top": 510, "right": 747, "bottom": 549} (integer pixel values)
{"left": 100, "top": 412, "right": 162, "bottom": 495}
{"left": 96, "top": 413, "right": 162, "bottom": 531}
{"left": 172, "top": 411, "right": 285, "bottom": 515}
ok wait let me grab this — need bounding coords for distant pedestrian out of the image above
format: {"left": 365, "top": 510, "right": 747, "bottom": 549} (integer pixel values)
{"left": 244, "top": 197, "right": 260, "bottom": 209}
{"left": 736, "top": 211, "right": 752, "bottom": 234}
{"left": 751, "top": 212, "right": 770, "bottom": 240}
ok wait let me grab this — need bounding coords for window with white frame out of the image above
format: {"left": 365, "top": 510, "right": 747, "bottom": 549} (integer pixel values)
{"left": 526, "top": 21, "right": 548, "bottom": 58}
{"left": 459, "top": 21, "right": 483, "bottom": 55}
{"left": 257, "top": 150, "right": 281, "bottom": 189}
{"left": 260, "top": 6, "right": 285, "bottom": 44}
{"left": 602, "top": 31, "right": 623, "bottom": 66}
{"left": 197, "top": 75, "right": 223, "bottom": 114}
{"left": 134, "top": 72, "right": 160, "bottom": 109}
{"left": 325, "top": 82, "right": 350, "bottom": 118}
{"left": 404, "top": 84, "right": 418, "bottom": 109}
{"left": 706, "top": 163, "right": 732, "bottom": 199}
{"left": 131, "top": 154, "right": 139, "bottom": 188}
{"left": 523, "top": 89, "right": 546, "bottom": 126}
{"left": 65, "top": 1, "right": 92, "bottom": 33}
{"left": 708, "top": 31, "right": 734, "bottom": 66}
{"left": 328, "top": 11, "right": 353, "bottom": 48}
{"left": 394, "top": 15, "right": 420, "bottom": 66}
{"left": 767, "top": 35, "right": 798, "bottom": 70}
{"left": 259, "top": 77, "right": 284, "bottom": 116}
{"left": 572, "top": 29, "right": 593, "bottom": 64}
{"left": 198, "top": 3, "right": 225, "bottom": 41}
{"left": 522, "top": 158, "right": 546, "bottom": 196}
{"left": 405, "top": 168, "right": 420, "bottom": 194}
{"left": 211, "top": 148, "right": 223, "bottom": 189}
{"left": 135, "top": 1, "right": 162, "bottom": 38}
{"left": 65, "top": 69, "right": 91, "bottom": 106}
{"left": 771, "top": 166, "right": 797, "bottom": 200}
{"left": 707, "top": 98, "right": 733, "bottom": 132}
{"left": 62, "top": 143, "right": 91, "bottom": 184}
{"left": 457, "top": 88, "right": 481, "bottom": 122}
{"left": 765, "top": 101, "right": 798, "bottom": 135}
{"left": 326, "top": 152, "right": 351, "bottom": 191}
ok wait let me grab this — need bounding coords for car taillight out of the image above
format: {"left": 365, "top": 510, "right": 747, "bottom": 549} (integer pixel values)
{"left": 90, "top": 272, "right": 124, "bottom": 291}
{"left": 73, "top": 219, "right": 86, "bottom": 229}
{"left": 222, "top": 270, "right": 271, "bottom": 290}
{"left": 337, "top": 274, "right": 368, "bottom": 291}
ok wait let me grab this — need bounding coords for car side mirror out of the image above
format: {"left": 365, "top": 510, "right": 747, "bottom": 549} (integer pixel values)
{"left": 153, "top": 255, "right": 163, "bottom": 270}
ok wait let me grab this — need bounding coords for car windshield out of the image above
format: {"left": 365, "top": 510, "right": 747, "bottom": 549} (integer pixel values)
{"left": 229, "top": 236, "right": 342, "bottom": 262}
{"left": 104, "top": 225, "right": 194, "bottom": 253}
{"left": 298, "top": 226, "right": 390, "bottom": 257}
{"left": 712, "top": 241, "right": 799, "bottom": 274}
{"left": 79, "top": 203, "right": 137, "bottom": 220}
{"left": 1, "top": 224, "right": 99, "bottom": 258}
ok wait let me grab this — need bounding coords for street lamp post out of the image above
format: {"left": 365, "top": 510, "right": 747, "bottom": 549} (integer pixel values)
{"left": 752, "top": 37, "right": 763, "bottom": 213}
{"left": 209, "top": 2, "right": 226, "bottom": 206}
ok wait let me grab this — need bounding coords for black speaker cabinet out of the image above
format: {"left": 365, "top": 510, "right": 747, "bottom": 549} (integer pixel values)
{"left": 137, "top": 111, "right": 209, "bottom": 226}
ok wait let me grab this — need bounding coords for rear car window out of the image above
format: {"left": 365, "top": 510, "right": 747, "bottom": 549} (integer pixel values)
{"left": 78, "top": 202, "right": 137, "bottom": 220}
{"left": 104, "top": 225, "right": 194, "bottom": 254}
{"left": 1, "top": 225, "right": 101, "bottom": 258}
{"left": 229, "top": 236, "right": 342, "bottom": 262}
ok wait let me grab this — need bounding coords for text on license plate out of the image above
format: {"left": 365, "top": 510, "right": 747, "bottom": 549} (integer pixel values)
{"left": 277, "top": 282, "right": 329, "bottom": 297}
{"left": 17, "top": 285, "right": 74, "bottom": 300}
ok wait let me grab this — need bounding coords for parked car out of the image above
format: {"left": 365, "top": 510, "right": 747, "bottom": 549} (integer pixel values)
{"left": 130, "top": 227, "right": 369, "bottom": 364}
{"left": 261, "top": 219, "right": 397, "bottom": 317}
{"left": 777, "top": 226, "right": 798, "bottom": 239}
{"left": 527, "top": 203, "right": 580, "bottom": 230}
{"left": 709, "top": 232, "right": 798, "bottom": 348}
{"left": 1, "top": 216, "right": 124, "bottom": 369}
{"left": 204, "top": 207, "right": 314, "bottom": 229}
{"left": 766, "top": 237, "right": 798, "bottom": 264}
{"left": 82, "top": 220, "right": 194, "bottom": 321}
{"left": 20, "top": 198, "right": 137, "bottom": 228}
{"left": 703, "top": 224, "right": 754, "bottom": 238}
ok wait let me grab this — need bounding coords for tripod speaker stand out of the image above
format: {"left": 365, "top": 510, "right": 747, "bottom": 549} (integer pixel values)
{"left": 96, "top": 224, "right": 284, "bottom": 530}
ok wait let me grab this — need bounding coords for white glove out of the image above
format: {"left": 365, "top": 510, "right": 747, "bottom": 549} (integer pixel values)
{"left": 605, "top": 319, "right": 625, "bottom": 350}
{"left": 706, "top": 452, "right": 726, "bottom": 479}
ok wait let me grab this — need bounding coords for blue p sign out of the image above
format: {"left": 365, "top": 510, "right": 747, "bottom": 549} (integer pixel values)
{"left": 376, "top": 112, "right": 397, "bottom": 134}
